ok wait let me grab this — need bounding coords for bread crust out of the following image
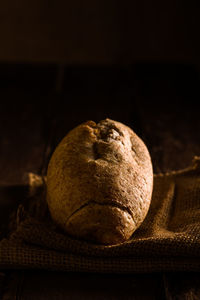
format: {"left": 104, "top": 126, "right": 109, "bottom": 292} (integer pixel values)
{"left": 46, "top": 119, "right": 153, "bottom": 245}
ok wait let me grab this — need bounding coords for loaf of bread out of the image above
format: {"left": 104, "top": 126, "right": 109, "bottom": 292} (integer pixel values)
{"left": 46, "top": 119, "right": 153, "bottom": 245}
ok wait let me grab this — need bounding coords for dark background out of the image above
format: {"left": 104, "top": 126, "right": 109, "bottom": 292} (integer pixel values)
{"left": 0, "top": 1, "right": 200, "bottom": 299}
{"left": 0, "top": 1, "right": 199, "bottom": 64}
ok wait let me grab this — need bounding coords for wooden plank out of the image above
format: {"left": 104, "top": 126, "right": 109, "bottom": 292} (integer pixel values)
{"left": 0, "top": 64, "right": 61, "bottom": 299}
{"left": 133, "top": 63, "right": 200, "bottom": 300}
{"left": 0, "top": 64, "right": 57, "bottom": 185}
{"left": 0, "top": 272, "right": 6, "bottom": 299}
{"left": 10, "top": 271, "right": 166, "bottom": 300}
{"left": 132, "top": 63, "right": 200, "bottom": 172}
{"left": 163, "top": 272, "right": 200, "bottom": 300}
{"left": 0, "top": 64, "right": 58, "bottom": 236}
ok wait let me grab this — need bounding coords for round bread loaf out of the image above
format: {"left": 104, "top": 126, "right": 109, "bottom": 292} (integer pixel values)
{"left": 46, "top": 119, "right": 153, "bottom": 245}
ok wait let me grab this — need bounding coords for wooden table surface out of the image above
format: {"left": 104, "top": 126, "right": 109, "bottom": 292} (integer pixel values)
{"left": 0, "top": 63, "right": 200, "bottom": 299}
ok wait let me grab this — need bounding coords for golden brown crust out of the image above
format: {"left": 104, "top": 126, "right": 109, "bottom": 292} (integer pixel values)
{"left": 65, "top": 203, "right": 136, "bottom": 245}
{"left": 46, "top": 118, "right": 153, "bottom": 245}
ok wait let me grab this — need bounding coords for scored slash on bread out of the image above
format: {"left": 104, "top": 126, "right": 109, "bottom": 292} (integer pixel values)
{"left": 46, "top": 119, "right": 153, "bottom": 245}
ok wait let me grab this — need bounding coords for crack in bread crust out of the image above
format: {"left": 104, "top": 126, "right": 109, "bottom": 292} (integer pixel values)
{"left": 65, "top": 200, "right": 135, "bottom": 227}
{"left": 93, "top": 119, "right": 124, "bottom": 141}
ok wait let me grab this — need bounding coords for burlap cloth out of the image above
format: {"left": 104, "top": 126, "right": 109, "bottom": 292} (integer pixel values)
{"left": 0, "top": 157, "right": 200, "bottom": 274}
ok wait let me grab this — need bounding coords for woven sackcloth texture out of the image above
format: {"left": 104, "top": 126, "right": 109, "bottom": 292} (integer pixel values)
{"left": 0, "top": 157, "right": 200, "bottom": 273}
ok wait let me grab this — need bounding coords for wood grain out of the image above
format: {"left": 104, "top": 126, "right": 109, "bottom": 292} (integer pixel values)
{"left": 132, "top": 63, "right": 200, "bottom": 300}
{"left": 0, "top": 65, "right": 59, "bottom": 242}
